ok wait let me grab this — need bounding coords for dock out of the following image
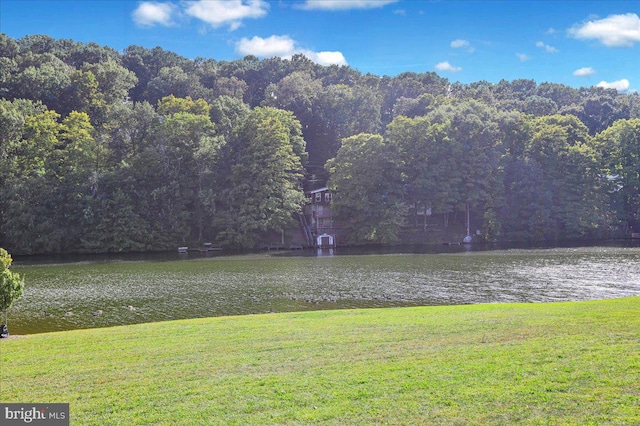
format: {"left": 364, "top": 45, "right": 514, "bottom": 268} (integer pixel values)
{"left": 178, "top": 243, "right": 223, "bottom": 253}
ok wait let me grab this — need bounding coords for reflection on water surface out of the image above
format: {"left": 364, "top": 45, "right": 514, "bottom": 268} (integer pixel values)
{"left": 10, "top": 244, "right": 640, "bottom": 334}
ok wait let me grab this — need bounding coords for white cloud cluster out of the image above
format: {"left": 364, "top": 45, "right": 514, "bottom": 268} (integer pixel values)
{"left": 132, "top": 1, "right": 348, "bottom": 66}
{"left": 516, "top": 53, "right": 530, "bottom": 62}
{"left": 299, "top": 0, "right": 399, "bottom": 10}
{"left": 573, "top": 67, "right": 596, "bottom": 77}
{"left": 132, "top": 2, "right": 177, "bottom": 27}
{"left": 236, "top": 35, "right": 347, "bottom": 66}
{"left": 435, "top": 61, "right": 462, "bottom": 73}
{"left": 596, "top": 79, "right": 630, "bottom": 91}
{"left": 184, "top": 0, "right": 269, "bottom": 31}
{"left": 132, "top": 0, "right": 269, "bottom": 30}
{"left": 535, "top": 41, "right": 558, "bottom": 53}
{"left": 569, "top": 13, "right": 640, "bottom": 47}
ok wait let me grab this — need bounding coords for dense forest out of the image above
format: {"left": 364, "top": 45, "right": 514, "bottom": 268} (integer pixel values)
{"left": 1, "top": 34, "right": 639, "bottom": 254}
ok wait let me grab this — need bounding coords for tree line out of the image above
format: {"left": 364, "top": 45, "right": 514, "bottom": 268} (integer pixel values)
{"left": 0, "top": 34, "right": 639, "bottom": 254}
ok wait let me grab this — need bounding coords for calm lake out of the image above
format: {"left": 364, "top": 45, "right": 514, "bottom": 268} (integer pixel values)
{"left": 9, "top": 243, "right": 640, "bottom": 335}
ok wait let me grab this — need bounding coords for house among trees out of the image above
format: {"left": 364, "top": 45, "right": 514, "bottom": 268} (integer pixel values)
{"left": 303, "top": 187, "right": 338, "bottom": 247}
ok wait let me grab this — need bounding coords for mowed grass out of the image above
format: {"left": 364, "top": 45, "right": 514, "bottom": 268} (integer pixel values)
{"left": 1, "top": 298, "right": 639, "bottom": 425}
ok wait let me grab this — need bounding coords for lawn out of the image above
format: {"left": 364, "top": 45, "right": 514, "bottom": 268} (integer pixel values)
{"left": 1, "top": 297, "right": 639, "bottom": 425}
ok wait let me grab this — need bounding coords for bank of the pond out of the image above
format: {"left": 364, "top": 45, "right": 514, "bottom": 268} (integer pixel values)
{"left": 1, "top": 297, "right": 639, "bottom": 425}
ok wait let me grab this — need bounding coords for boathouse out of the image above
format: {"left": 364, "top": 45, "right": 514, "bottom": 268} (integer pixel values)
{"left": 316, "top": 233, "right": 335, "bottom": 248}
{"left": 302, "top": 187, "right": 339, "bottom": 247}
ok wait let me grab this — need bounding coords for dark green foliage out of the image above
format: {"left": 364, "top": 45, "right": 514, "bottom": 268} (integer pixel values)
{"left": 327, "top": 134, "right": 406, "bottom": 244}
{"left": 214, "top": 107, "right": 307, "bottom": 248}
{"left": 502, "top": 115, "right": 609, "bottom": 240}
{"left": 80, "top": 188, "right": 152, "bottom": 253}
{"left": 596, "top": 119, "right": 640, "bottom": 232}
{"left": 0, "top": 33, "right": 638, "bottom": 253}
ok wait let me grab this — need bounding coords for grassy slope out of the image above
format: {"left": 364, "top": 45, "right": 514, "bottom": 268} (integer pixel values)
{"left": 1, "top": 298, "right": 639, "bottom": 425}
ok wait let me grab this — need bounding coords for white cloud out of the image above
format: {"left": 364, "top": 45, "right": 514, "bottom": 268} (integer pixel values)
{"left": 450, "top": 39, "right": 475, "bottom": 53}
{"left": 573, "top": 67, "right": 596, "bottom": 77}
{"left": 596, "top": 79, "right": 630, "bottom": 91}
{"left": 450, "top": 39, "right": 469, "bottom": 49}
{"left": 516, "top": 53, "right": 531, "bottom": 62}
{"left": 299, "top": 0, "right": 399, "bottom": 10}
{"left": 184, "top": 0, "right": 269, "bottom": 30}
{"left": 569, "top": 13, "right": 640, "bottom": 47}
{"left": 236, "top": 35, "right": 296, "bottom": 57}
{"left": 236, "top": 35, "right": 347, "bottom": 66}
{"left": 535, "top": 41, "right": 558, "bottom": 53}
{"left": 435, "top": 61, "right": 462, "bottom": 72}
{"left": 132, "top": 2, "right": 177, "bottom": 27}
{"left": 303, "top": 50, "right": 348, "bottom": 66}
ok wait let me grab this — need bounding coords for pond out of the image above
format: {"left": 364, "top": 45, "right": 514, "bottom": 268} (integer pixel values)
{"left": 8, "top": 244, "right": 640, "bottom": 335}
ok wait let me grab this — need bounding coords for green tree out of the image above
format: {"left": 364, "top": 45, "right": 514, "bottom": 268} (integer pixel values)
{"left": 563, "top": 88, "right": 630, "bottom": 135}
{"left": 9, "top": 53, "right": 71, "bottom": 111}
{"left": 0, "top": 248, "right": 24, "bottom": 334}
{"left": 145, "top": 66, "right": 208, "bottom": 106}
{"left": 524, "top": 114, "right": 608, "bottom": 239}
{"left": 391, "top": 93, "right": 445, "bottom": 119}
{"left": 57, "top": 111, "right": 103, "bottom": 179}
{"left": 0, "top": 98, "right": 28, "bottom": 156}
{"left": 45, "top": 111, "right": 105, "bottom": 250}
{"left": 535, "top": 82, "right": 580, "bottom": 109}
{"left": 209, "top": 95, "right": 250, "bottom": 143}
{"left": 263, "top": 71, "right": 322, "bottom": 124}
{"left": 100, "top": 101, "right": 159, "bottom": 165}
{"left": 122, "top": 45, "right": 191, "bottom": 102}
{"left": 215, "top": 107, "right": 307, "bottom": 248}
{"left": 138, "top": 97, "right": 218, "bottom": 243}
{"left": 213, "top": 76, "right": 248, "bottom": 100}
{"left": 0, "top": 34, "right": 20, "bottom": 58}
{"left": 386, "top": 115, "right": 459, "bottom": 228}
{"left": 80, "top": 188, "right": 151, "bottom": 252}
{"left": 157, "top": 95, "right": 210, "bottom": 116}
{"left": 326, "top": 133, "right": 405, "bottom": 244}
{"left": 521, "top": 95, "right": 558, "bottom": 116}
{"left": 493, "top": 79, "right": 537, "bottom": 102}
{"left": 313, "top": 84, "right": 382, "bottom": 165}
{"left": 68, "top": 41, "right": 121, "bottom": 68}
{"left": 0, "top": 100, "right": 47, "bottom": 252}
{"left": 243, "top": 56, "right": 289, "bottom": 107}
{"left": 596, "top": 119, "right": 640, "bottom": 232}
{"left": 0, "top": 103, "right": 107, "bottom": 254}
{"left": 17, "top": 34, "right": 58, "bottom": 55}
{"left": 380, "top": 72, "right": 449, "bottom": 125}
{"left": 0, "top": 57, "right": 17, "bottom": 97}
{"left": 8, "top": 109, "right": 61, "bottom": 179}
{"left": 60, "top": 69, "right": 107, "bottom": 121}
{"left": 83, "top": 59, "right": 138, "bottom": 105}
{"left": 427, "top": 100, "right": 503, "bottom": 232}
{"left": 501, "top": 157, "right": 552, "bottom": 240}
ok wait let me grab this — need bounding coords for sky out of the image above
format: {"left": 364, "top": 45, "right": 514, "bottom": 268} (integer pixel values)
{"left": 1, "top": 0, "right": 639, "bottom": 91}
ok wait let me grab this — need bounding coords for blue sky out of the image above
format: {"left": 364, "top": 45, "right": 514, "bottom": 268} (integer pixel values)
{"left": 1, "top": 1, "right": 639, "bottom": 91}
